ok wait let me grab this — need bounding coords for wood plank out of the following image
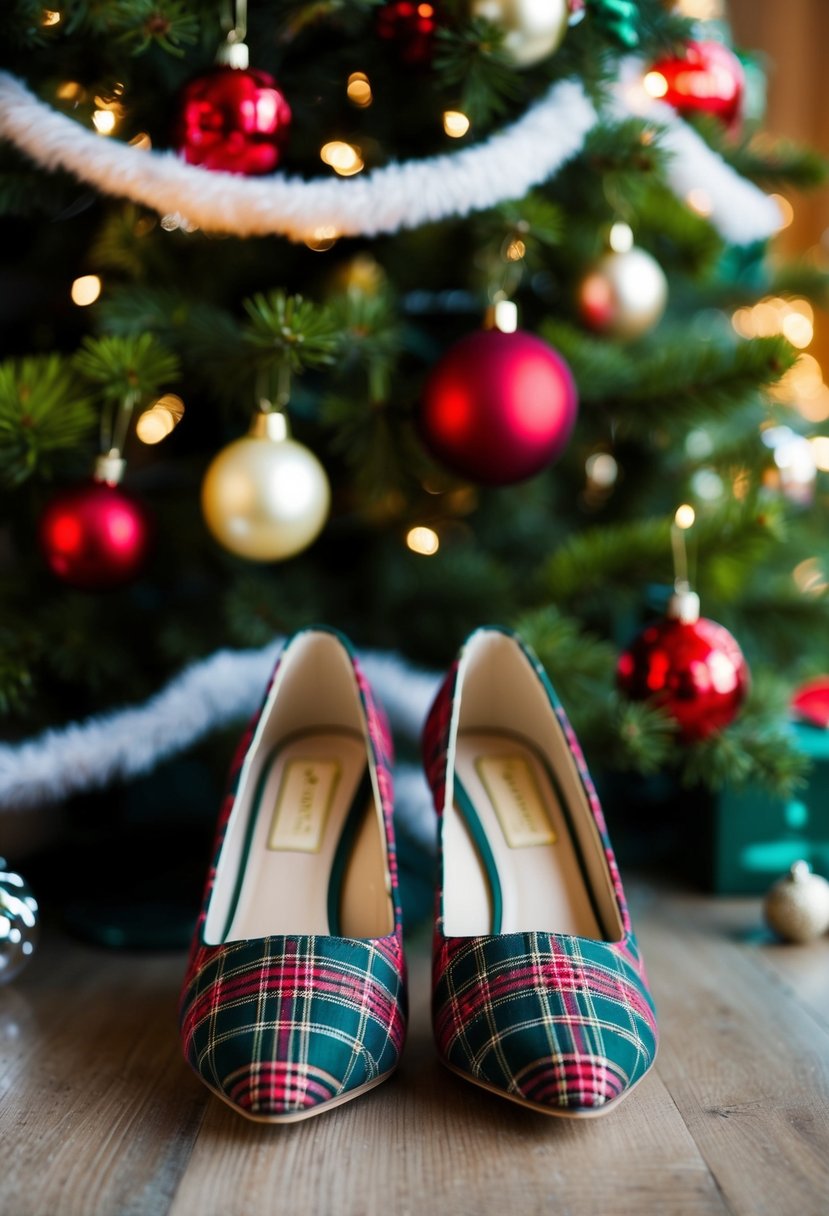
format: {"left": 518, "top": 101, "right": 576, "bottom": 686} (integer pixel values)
{"left": 639, "top": 886, "right": 829, "bottom": 1216}
{"left": 668, "top": 891, "right": 829, "bottom": 1036}
{"left": 169, "top": 916, "right": 726, "bottom": 1216}
{"left": 0, "top": 938, "right": 202, "bottom": 1216}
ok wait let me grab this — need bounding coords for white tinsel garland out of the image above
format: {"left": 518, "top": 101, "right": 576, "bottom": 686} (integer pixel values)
{"left": 0, "top": 643, "right": 440, "bottom": 845}
{"left": 0, "top": 67, "right": 780, "bottom": 244}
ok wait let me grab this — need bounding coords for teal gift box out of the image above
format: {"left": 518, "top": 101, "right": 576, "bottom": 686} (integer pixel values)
{"left": 704, "top": 721, "right": 829, "bottom": 894}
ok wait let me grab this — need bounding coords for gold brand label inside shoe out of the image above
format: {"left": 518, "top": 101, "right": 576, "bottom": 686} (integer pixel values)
{"left": 475, "top": 755, "right": 556, "bottom": 849}
{"left": 268, "top": 759, "right": 341, "bottom": 853}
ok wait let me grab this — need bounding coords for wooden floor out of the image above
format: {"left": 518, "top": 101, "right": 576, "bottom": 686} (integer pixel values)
{"left": 1, "top": 880, "right": 828, "bottom": 1216}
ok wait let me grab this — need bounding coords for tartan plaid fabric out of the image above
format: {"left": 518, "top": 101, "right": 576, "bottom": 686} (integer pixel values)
{"left": 424, "top": 627, "right": 658, "bottom": 1114}
{"left": 180, "top": 628, "right": 407, "bottom": 1120}
{"left": 181, "top": 933, "right": 406, "bottom": 1116}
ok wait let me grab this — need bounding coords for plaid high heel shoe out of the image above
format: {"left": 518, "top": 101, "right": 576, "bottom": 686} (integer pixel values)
{"left": 423, "top": 626, "right": 657, "bottom": 1117}
{"left": 180, "top": 627, "right": 407, "bottom": 1122}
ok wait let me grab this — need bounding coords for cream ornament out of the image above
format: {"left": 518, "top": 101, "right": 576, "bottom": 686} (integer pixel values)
{"left": 763, "top": 860, "right": 829, "bottom": 944}
{"left": 471, "top": 0, "right": 570, "bottom": 68}
{"left": 201, "top": 411, "right": 330, "bottom": 561}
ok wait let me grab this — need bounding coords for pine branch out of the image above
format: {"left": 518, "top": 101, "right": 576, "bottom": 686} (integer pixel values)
{"left": 543, "top": 501, "right": 785, "bottom": 606}
{"left": 0, "top": 356, "right": 96, "bottom": 489}
{"left": 679, "top": 714, "right": 808, "bottom": 798}
{"left": 511, "top": 605, "right": 616, "bottom": 708}
{"left": 581, "top": 695, "right": 679, "bottom": 775}
{"left": 545, "top": 328, "right": 799, "bottom": 433}
{"left": 74, "top": 334, "right": 180, "bottom": 403}
{"left": 0, "top": 643, "right": 35, "bottom": 719}
{"left": 725, "top": 132, "right": 828, "bottom": 192}
{"left": 433, "top": 19, "right": 525, "bottom": 127}
{"left": 242, "top": 292, "right": 341, "bottom": 383}
{"left": 65, "top": 0, "right": 201, "bottom": 55}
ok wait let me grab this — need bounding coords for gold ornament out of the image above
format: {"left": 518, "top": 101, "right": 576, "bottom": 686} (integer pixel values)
{"left": 470, "top": 0, "right": 569, "bottom": 69}
{"left": 763, "top": 860, "right": 829, "bottom": 944}
{"left": 201, "top": 411, "right": 330, "bottom": 561}
{"left": 577, "top": 246, "right": 668, "bottom": 340}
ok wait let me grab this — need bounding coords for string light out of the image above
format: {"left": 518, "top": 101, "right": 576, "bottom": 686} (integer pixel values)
{"left": 56, "top": 81, "right": 83, "bottom": 102}
{"left": 769, "top": 194, "right": 794, "bottom": 230}
{"left": 608, "top": 221, "right": 634, "bottom": 253}
{"left": 731, "top": 296, "right": 814, "bottom": 349}
{"left": 643, "top": 71, "right": 669, "bottom": 99}
{"left": 504, "top": 238, "right": 526, "bottom": 262}
{"left": 320, "top": 141, "right": 364, "bottom": 176}
{"left": 41, "top": 9, "right": 61, "bottom": 25}
{"left": 443, "top": 110, "right": 470, "bottom": 138}
{"left": 674, "top": 504, "right": 696, "bottom": 530}
{"left": 92, "top": 109, "right": 117, "bottom": 135}
{"left": 585, "top": 452, "right": 618, "bottom": 487}
{"left": 136, "top": 394, "right": 185, "bottom": 445}
{"left": 810, "top": 436, "right": 829, "bottom": 472}
{"left": 793, "top": 558, "right": 828, "bottom": 595}
{"left": 686, "top": 188, "right": 712, "bottom": 217}
{"left": 347, "top": 72, "right": 372, "bottom": 108}
{"left": 406, "top": 526, "right": 440, "bottom": 556}
{"left": 70, "top": 274, "right": 101, "bottom": 306}
{"left": 304, "top": 226, "right": 339, "bottom": 252}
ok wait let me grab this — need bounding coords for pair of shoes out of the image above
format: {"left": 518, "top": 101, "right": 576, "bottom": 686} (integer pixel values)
{"left": 179, "top": 626, "right": 658, "bottom": 1122}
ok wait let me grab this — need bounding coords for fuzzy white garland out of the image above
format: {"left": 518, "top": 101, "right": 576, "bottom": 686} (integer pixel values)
{"left": 0, "top": 67, "right": 780, "bottom": 244}
{"left": 0, "top": 642, "right": 440, "bottom": 837}
{"left": 611, "top": 60, "right": 783, "bottom": 247}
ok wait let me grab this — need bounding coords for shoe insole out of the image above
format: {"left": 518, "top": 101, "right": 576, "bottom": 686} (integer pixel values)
{"left": 222, "top": 729, "right": 393, "bottom": 942}
{"left": 444, "top": 731, "right": 603, "bottom": 939}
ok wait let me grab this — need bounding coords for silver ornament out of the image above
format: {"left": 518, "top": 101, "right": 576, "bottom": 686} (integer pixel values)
{"left": 0, "top": 859, "right": 39, "bottom": 984}
{"left": 578, "top": 245, "right": 668, "bottom": 340}
{"left": 763, "top": 860, "right": 829, "bottom": 944}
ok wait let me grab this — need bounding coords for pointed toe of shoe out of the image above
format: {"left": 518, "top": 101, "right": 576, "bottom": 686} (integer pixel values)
{"left": 434, "top": 932, "right": 657, "bottom": 1118}
{"left": 181, "top": 935, "right": 406, "bottom": 1123}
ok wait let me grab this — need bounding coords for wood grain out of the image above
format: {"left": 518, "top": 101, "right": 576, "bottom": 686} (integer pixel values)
{"left": 1, "top": 884, "right": 827, "bottom": 1216}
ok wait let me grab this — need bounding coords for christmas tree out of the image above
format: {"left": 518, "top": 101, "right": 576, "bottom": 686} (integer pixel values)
{"left": 1, "top": 0, "right": 828, "bottom": 915}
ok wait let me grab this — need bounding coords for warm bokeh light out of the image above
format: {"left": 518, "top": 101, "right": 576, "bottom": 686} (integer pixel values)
{"left": 686, "top": 188, "right": 712, "bottom": 217}
{"left": 675, "top": 0, "right": 723, "bottom": 17}
{"left": 92, "top": 109, "right": 117, "bottom": 135}
{"left": 793, "top": 558, "right": 828, "bottom": 595}
{"left": 136, "top": 394, "right": 185, "bottom": 445}
{"left": 347, "top": 72, "right": 372, "bottom": 108}
{"left": 731, "top": 296, "right": 814, "bottom": 349}
{"left": 608, "top": 222, "right": 633, "bottom": 253}
{"left": 505, "top": 238, "right": 526, "bottom": 262}
{"left": 643, "top": 71, "right": 669, "bottom": 98}
{"left": 304, "top": 226, "right": 339, "bottom": 252}
{"left": 41, "top": 9, "right": 61, "bottom": 26}
{"left": 129, "top": 132, "right": 152, "bottom": 150}
{"left": 70, "top": 274, "right": 101, "bottom": 306}
{"left": 320, "top": 141, "right": 364, "bottom": 176}
{"left": 443, "top": 110, "right": 470, "bottom": 138}
{"left": 406, "top": 525, "right": 440, "bottom": 556}
{"left": 585, "top": 452, "right": 618, "bottom": 487}
{"left": 810, "top": 436, "right": 829, "bottom": 472}
{"left": 769, "top": 193, "right": 794, "bottom": 230}
{"left": 674, "top": 504, "right": 696, "bottom": 529}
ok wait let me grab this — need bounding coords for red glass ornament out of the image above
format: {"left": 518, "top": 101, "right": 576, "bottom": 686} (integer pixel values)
{"left": 376, "top": 1, "right": 439, "bottom": 65}
{"left": 420, "top": 328, "right": 578, "bottom": 485}
{"left": 647, "top": 40, "right": 744, "bottom": 131}
{"left": 617, "top": 613, "right": 749, "bottom": 741}
{"left": 39, "top": 477, "right": 152, "bottom": 590}
{"left": 791, "top": 677, "right": 829, "bottom": 729}
{"left": 175, "top": 65, "right": 291, "bottom": 175}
